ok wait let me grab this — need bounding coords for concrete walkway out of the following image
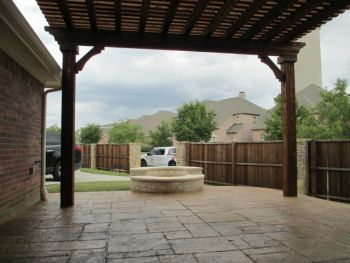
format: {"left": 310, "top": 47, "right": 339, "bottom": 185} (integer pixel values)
{"left": 0, "top": 186, "right": 350, "bottom": 262}
{"left": 45, "top": 170, "right": 130, "bottom": 185}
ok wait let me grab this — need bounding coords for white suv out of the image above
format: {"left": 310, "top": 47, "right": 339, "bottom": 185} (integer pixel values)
{"left": 141, "top": 147, "right": 176, "bottom": 167}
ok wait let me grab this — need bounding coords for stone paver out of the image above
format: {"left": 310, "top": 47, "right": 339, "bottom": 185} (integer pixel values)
{"left": 0, "top": 186, "right": 350, "bottom": 262}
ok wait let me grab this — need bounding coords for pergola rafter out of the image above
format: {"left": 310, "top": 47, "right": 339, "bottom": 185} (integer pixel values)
{"left": 35, "top": 0, "right": 350, "bottom": 207}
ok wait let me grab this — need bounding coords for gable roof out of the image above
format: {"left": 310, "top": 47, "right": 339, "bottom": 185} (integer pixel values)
{"left": 296, "top": 84, "right": 324, "bottom": 110}
{"left": 203, "top": 97, "right": 267, "bottom": 126}
{"left": 130, "top": 110, "right": 176, "bottom": 133}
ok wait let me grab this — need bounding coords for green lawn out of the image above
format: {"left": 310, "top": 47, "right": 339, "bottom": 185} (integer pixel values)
{"left": 80, "top": 168, "right": 129, "bottom": 176}
{"left": 46, "top": 181, "right": 130, "bottom": 193}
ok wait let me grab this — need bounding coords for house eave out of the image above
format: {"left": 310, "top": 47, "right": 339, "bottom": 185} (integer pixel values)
{"left": 0, "top": 1, "right": 61, "bottom": 88}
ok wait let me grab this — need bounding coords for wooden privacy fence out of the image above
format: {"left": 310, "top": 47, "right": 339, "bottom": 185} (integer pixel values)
{"left": 80, "top": 144, "right": 91, "bottom": 168}
{"left": 187, "top": 142, "right": 283, "bottom": 189}
{"left": 309, "top": 140, "right": 350, "bottom": 201}
{"left": 80, "top": 144, "right": 130, "bottom": 172}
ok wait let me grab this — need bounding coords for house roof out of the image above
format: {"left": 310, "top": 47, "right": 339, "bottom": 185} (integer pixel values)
{"left": 0, "top": 1, "right": 61, "bottom": 88}
{"left": 203, "top": 97, "right": 267, "bottom": 126}
{"left": 129, "top": 110, "right": 176, "bottom": 133}
{"left": 36, "top": 1, "right": 349, "bottom": 57}
{"left": 296, "top": 84, "right": 324, "bottom": 110}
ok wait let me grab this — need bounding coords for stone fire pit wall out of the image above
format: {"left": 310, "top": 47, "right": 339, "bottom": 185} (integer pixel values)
{"left": 130, "top": 166, "right": 204, "bottom": 193}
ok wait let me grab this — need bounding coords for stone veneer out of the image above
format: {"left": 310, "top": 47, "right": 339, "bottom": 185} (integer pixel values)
{"left": 130, "top": 166, "right": 204, "bottom": 193}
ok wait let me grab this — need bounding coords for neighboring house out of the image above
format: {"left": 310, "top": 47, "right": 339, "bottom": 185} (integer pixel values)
{"left": 100, "top": 92, "right": 268, "bottom": 143}
{"left": 204, "top": 92, "right": 267, "bottom": 142}
{"left": 0, "top": 1, "right": 61, "bottom": 224}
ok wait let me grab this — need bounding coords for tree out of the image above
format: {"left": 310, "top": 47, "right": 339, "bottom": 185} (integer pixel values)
{"left": 108, "top": 120, "right": 144, "bottom": 144}
{"left": 172, "top": 101, "right": 216, "bottom": 142}
{"left": 263, "top": 95, "right": 313, "bottom": 140}
{"left": 264, "top": 79, "right": 350, "bottom": 140}
{"left": 79, "top": 123, "right": 102, "bottom": 144}
{"left": 300, "top": 79, "right": 350, "bottom": 139}
{"left": 149, "top": 121, "right": 173, "bottom": 147}
{"left": 46, "top": 124, "right": 61, "bottom": 135}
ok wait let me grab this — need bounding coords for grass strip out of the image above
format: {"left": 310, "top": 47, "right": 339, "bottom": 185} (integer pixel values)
{"left": 46, "top": 181, "right": 130, "bottom": 193}
{"left": 80, "top": 168, "right": 129, "bottom": 176}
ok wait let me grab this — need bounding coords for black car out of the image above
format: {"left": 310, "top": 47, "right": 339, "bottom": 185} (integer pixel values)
{"left": 46, "top": 132, "right": 82, "bottom": 181}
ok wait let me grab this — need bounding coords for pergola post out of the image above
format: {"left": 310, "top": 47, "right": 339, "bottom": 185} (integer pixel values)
{"left": 278, "top": 55, "right": 297, "bottom": 197}
{"left": 60, "top": 44, "right": 78, "bottom": 207}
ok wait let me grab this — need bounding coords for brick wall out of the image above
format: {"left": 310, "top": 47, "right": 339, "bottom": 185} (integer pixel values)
{"left": 0, "top": 50, "right": 43, "bottom": 224}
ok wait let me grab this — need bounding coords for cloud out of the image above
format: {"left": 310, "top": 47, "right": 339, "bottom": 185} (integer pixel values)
{"left": 13, "top": 1, "right": 350, "bottom": 129}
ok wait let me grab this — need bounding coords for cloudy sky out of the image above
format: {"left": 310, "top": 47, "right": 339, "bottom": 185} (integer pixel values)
{"left": 13, "top": 1, "right": 350, "bottom": 129}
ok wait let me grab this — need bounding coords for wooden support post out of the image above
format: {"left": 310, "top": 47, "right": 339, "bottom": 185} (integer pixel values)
{"left": 60, "top": 44, "right": 78, "bottom": 207}
{"left": 278, "top": 55, "right": 297, "bottom": 197}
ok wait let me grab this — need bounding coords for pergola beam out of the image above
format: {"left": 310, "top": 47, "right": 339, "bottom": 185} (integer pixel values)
{"left": 140, "top": 0, "right": 151, "bottom": 34}
{"left": 86, "top": 0, "right": 97, "bottom": 30}
{"left": 261, "top": 0, "right": 321, "bottom": 40}
{"left": 224, "top": 0, "right": 268, "bottom": 38}
{"left": 46, "top": 28, "right": 305, "bottom": 56}
{"left": 281, "top": 1, "right": 350, "bottom": 41}
{"left": 114, "top": 0, "right": 121, "bottom": 33}
{"left": 56, "top": 0, "right": 73, "bottom": 28}
{"left": 242, "top": 0, "right": 295, "bottom": 40}
{"left": 162, "top": 0, "right": 180, "bottom": 34}
{"left": 204, "top": 0, "right": 240, "bottom": 37}
{"left": 182, "top": 0, "right": 209, "bottom": 36}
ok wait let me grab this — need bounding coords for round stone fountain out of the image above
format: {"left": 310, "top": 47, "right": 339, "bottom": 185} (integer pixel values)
{"left": 130, "top": 166, "right": 204, "bottom": 193}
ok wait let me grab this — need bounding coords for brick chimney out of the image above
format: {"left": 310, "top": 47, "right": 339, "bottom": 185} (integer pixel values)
{"left": 239, "top": 91, "right": 246, "bottom": 100}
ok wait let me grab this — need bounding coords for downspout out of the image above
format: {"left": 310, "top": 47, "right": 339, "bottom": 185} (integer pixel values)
{"left": 41, "top": 88, "right": 61, "bottom": 201}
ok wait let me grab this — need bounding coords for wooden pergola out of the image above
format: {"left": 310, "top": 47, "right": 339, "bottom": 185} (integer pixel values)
{"left": 35, "top": 0, "right": 350, "bottom": 207}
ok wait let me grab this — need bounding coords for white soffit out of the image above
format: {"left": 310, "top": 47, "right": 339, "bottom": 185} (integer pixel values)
{"left": 0, "top": 1, "right": 61, "bottom": 88}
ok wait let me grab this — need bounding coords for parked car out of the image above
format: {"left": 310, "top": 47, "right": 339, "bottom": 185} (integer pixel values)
{"left": 141, "top": 147, "right": 176, "bottom": 167}
{"left": 46, "top": 132, "right": 82, "bottom": 181}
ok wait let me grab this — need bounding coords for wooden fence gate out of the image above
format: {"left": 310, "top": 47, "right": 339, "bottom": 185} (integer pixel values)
{"left": 187, "top": 142, "right": 283, "bottom": 189}
{"left": 309, "top": 140, "right": 350, "bottom": 201}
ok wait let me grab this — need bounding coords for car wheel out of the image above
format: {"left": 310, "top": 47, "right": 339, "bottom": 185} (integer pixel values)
{"left": 168, "top": 161, "right": 176, "bottom": 166}
{"left": 141, "top": 159, "right": 147, "bottom": 167}
{"left": 53, "top": 161, "right": 61, "bottom": 181}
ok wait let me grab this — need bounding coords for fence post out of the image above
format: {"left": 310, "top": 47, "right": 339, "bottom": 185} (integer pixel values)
{"left": 90, "top": 144, "right": 96, "bottom": 169}
{"left": 174, "top": 141, "right": 187, "bottom": 166}
{"left": 296, "top": 139, "right": 310, "bottom": 195}
{"left": 129, "top": 143, "right": 141, "bottom": 170}
{"left": 186, "top": 143, "right": 191, "bottom": 166}
{"left": 310, "top": 140, "right": 317, "bottom": 196}
{"left": 231, "top": 142, "right": 236, "bottom": 185}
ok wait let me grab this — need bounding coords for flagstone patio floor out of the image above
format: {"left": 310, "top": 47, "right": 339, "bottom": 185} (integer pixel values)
{"left": 0, "top": 186, "right": 350, "bottom": 263}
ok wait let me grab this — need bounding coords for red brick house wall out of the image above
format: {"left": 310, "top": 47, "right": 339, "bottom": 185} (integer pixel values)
{"left": 0, "top": 50, "right": 43, "bottom": 224}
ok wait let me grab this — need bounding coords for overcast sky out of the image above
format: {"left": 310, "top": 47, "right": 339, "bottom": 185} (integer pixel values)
{"left": 13, "top": 1, "right": 350, "bottom": 129}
